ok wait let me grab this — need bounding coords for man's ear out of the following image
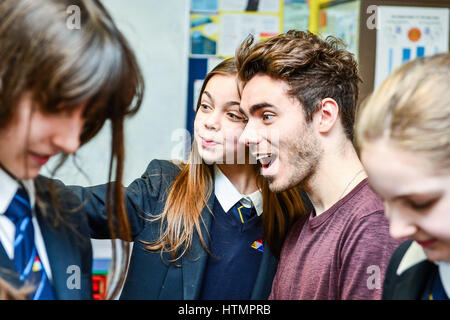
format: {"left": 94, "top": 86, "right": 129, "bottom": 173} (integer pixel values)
{"left": 316, "top": 98, "right": 339, "bottom": 134}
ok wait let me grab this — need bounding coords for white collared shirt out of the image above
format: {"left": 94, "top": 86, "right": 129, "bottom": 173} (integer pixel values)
{"left": 213, "top": 165, "right": 263, "bottom": 216}
{"left": 0, "top": 168, "right": 52, "bottom": 280}
{"left": 438, "top": 261, "right": 450, "bottom": 298}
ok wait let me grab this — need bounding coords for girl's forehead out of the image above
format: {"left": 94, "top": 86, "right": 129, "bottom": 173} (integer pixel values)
{"left": 363, "top": 140, "right": 447, "bottom": 197}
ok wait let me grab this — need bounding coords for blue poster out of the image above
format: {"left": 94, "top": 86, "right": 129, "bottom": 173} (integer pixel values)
{"left": 192, "top": 0, "right": 218, "bottom": 13}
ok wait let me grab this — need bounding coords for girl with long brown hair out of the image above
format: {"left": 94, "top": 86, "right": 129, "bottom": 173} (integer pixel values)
{"left": 0, "top": 0, "right": 143, "bottom": 299}
{"left": 70, "top": 57, "right": 309, "bottom": 299}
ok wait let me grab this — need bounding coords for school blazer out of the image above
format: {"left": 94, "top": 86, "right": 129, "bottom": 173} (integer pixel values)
{"left": 382, "top": 240, "right": 436, "bottom": 300}
{"left": 0, "top": 176, "right": 93, "bottom": 300}
{"left": 69, "top": 159, "right": 279, "bottom": 300}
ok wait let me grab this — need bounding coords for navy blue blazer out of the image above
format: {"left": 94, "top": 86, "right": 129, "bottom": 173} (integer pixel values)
{"left": 0, "top": 176, "right": 93, "bottom": 300}
{"left": 382, "top": 240, "right": 437, "bottom": 300}
{"left": 70, "top": 159, "right": 279, "bottom": 300}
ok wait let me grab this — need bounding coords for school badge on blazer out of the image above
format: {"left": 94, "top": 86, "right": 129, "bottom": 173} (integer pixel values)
{"left": 32, "top": 256, "right": 43, "bottom": 272}
{"left": 251, "top": 238, "right": 264, "bottom": 252}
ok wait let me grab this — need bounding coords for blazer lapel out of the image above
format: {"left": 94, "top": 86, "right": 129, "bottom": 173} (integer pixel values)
{"left": 391, "top": 241, "right": 434, "bottom": 299}
{"left": 392, "top": 261, "right": 436, "bottom": 299}
{"left": 0, "top": 242, "right": 22, "bottom": 289}
{"left": 182, "top": 191, "right": 215, "bottom": 300}
{"left": 0, "top": 242, "right": 14, "bottom": 270}
{"left": 35, "top": 204, "right": 82, "bottom": 299}
{"left": 34, "top": 179, "right": 84, "bottom": 300}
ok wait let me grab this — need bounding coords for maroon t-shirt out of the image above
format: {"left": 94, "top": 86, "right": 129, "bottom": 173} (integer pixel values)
{"left": 269, "top": 179, "right": 401, "bottom": 300}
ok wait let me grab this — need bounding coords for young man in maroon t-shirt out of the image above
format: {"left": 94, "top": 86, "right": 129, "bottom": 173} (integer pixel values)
{"left": 235, "top": 30, "right": 401, "bottom": 299}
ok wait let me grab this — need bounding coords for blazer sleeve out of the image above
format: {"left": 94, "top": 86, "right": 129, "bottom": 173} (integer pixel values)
{"left": 68, "top": 159, "right": 179, "bottom": 240}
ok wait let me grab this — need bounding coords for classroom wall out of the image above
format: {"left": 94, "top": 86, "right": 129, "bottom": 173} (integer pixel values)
{"left": 43, "top": 0, "right": 191, "bottom": 187}
{"left": 41, "top": 0, "right": 190, "bottom": 264}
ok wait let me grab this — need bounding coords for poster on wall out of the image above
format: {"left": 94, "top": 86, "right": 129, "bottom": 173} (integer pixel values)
{"left": 192, "top": 0, "right": 218, "bottom": 13}
{"left": 374, "top": 6, "right": 449, "bottom": 88}
{"left": 283, "top": 0, "right": 309, "bottom": 32}
{"left": 186, "top": 56, "right": 224, "bottom": 135}
{"left": 318, "top": 0, "right": 360, "bottom": 57}
{"left": 220, "top": 0, "right": 281, "bottom": 13}
{"left": 218, "top": 12, "right": 280, "bottom": 57}
{"left": 190, "top": 14, "right": 219, "bottom": 55}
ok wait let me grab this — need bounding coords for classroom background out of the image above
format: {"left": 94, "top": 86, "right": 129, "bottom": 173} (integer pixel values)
{"left": 41, "top": 0, "right": 450, "bottom": 299}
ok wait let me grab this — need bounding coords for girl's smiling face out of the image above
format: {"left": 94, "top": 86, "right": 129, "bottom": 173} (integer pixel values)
{"left": 362, "top": 139, "right": 450, "bottom": 262}
{"left": 0, "top": 92, "right": 86, "bottom": 179}
{"left": 194, "top": 74, "right": 246, "bottom": 165}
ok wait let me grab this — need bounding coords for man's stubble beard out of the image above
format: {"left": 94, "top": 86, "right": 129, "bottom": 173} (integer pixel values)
{"left": 268, "top": 125, "right": 323, "bottom": 193}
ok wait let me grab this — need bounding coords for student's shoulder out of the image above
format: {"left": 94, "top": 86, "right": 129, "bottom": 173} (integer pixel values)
{"left": 344, "top": 179, "right": 385, "bottom": 220}
{"left": 134, "top": 159, "right": 187, "bottom": 192}
{"left": 336, "top": 180, "right": 390, "bottom": 236}
{"left": 33, "top": 176, "right": 91, "bottom": 232}
{"left": 34, "top": 175, "right": 79, "bottom": 206}
{"left": 388, "top": 240, "right": 414, "bottom": 270}
{"left": 382, "top": 240, "right": 416, "bottom": 299}
{"left": 141, "top": 159, "right": 185, "bottom": 180}
{"left": 143, "top": 159, "right": 185, "bottom": 175}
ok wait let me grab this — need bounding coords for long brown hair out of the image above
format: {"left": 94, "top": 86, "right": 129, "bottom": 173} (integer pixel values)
{"left": 144, "top": 58, "right": 306, "bottom": 260}
{"left": 0, "top": 276, "right": 33, "bottom": 300}
{"left": 0, "top": 0, "right": 144, "bottom": 299}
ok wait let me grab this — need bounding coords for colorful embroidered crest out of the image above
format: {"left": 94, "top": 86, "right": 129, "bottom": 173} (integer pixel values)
{"left": 251, "top": 237, "right": 264, "bottom": 252}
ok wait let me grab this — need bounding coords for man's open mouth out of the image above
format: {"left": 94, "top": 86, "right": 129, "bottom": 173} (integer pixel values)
{"left": 255, "top": 153, "right": 275, "bottom": 170}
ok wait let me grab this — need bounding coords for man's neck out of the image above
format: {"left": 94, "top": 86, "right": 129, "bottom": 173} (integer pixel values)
{"left": 303, "top": 144, "right": 367, "bottom": 216}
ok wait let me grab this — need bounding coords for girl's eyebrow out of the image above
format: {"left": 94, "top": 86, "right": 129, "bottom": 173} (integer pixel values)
{"left": 203, "top": 90, "right": 239, "bottom": 108}
{"left": 202, "top": 91, "right": 214, "bottom": 104}
{"left": 393, "top": 192, "right": 442, "bottom": 202}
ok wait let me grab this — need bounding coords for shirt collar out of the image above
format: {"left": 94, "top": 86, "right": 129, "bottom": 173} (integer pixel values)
{"left": 438, "top": 261, "right": 450, "bottom": 298}
{"left": 396, "top": 241, "right": 427, "bottom": 276}
{"left": 213, "top": 165, "right": 263, "bottom": 216}
{"left": 0, "top": 167, "right": 35, "bottom": 214}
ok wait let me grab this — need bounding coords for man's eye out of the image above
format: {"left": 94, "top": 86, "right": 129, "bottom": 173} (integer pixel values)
{"left": 262, "top": 113, "right": 274, "bottom": 121}
{"left": 200, "top": 104, "right": 211, "bottom": 110}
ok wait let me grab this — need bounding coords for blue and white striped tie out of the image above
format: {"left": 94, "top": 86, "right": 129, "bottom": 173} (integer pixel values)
{"left": 5, "top": 187, "right": 55, "bottom": 300}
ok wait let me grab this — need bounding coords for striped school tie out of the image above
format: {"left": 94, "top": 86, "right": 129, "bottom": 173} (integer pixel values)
{"left": 229, "top": 201, "right": 256, "bottom": 224}
{"left": 5, "top": 187, "right": 55, "bottom": 300}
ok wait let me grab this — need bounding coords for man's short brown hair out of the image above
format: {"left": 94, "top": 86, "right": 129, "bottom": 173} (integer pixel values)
{"left": 236, "top": 30, "right": 361, "bottom": 141}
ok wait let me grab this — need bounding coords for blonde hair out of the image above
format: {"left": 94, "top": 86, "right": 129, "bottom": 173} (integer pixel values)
{"left": 355, "top": 53, "right": 450, "bottom": 171}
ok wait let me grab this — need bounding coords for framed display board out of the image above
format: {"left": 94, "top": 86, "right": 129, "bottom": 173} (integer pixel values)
{"left": 358, "top": 0, "right": 450, "bottom": 103}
